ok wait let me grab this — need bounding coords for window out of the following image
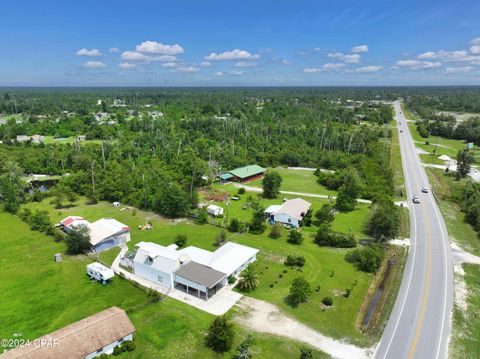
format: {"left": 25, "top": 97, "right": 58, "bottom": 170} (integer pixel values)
{"left": 158, "top": 276, "right": 163, "bottom": 283}
{"left": 96, "top": 349, "right": 103, "bottom": 354}
{"left": 146, "top": 256, "right": 153, "bottom": 264}
{"left": 288, "top": 218, "right": 291, "bottom": 223}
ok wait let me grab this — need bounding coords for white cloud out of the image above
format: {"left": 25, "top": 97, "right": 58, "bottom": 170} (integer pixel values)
{"left": 121, "top": 51, "right": 176, "bottom": 62}
{"left": 109, "top": 47, "right": 119, "bottom": 53}
{"left": 303, "top": 68, "right": 322, "bottom": 73}
{"left": 470, "top": 45, "right": 480, "bottom": 54}
{"left": 201, "top": 61, "right": 212, "bottom": 67}
{"left": 118, "top": 62, "right": 136, "bottom": 69}
{"left": 445, "top": 66, "right": 474, "bottom": 74}
{"left": 205, "top": 49, "right": 259, "bottom": 61}
{"left": 470, "top": 37, "right": 480, "bottom": 45}
{"left": 353, "top": 65, "right": 383, "bottom": 73}
{"left": 396, "top": 59, "right": 442, "bottom": 69}
{"left": 161, "top": 62, "right": 178, "bottom": 68}
{"left": 327, "top": 52, "right": 360, "bottom": 63}
{"left": 417, "top": 50, "right": 475, "bottom": 62}
{"left": 76, "top": 48, "right": 102, "bottom": 57}
{"left": 230, "top": 70, "right": 245, "bottom": 76}
{"left": 83, "top": 61, "right": 107, "bottom": 69}
{"left": 281, "top": 59, "right": 291, "bottom": 65}
{"left": 135, "top": 41, "right": 184, "bottom": 55}
{"left": 351, "top": 45, "right": 368, "bottom": 53}
{"left": 313, "top": 47, "right": 321, "bottom": 52}
{"left": 174, "top": 66, "right": 198, "bottom": 73}
{"left": 323, "top": 63, "right": 346, "bottom": 70}
{"left": 235, "top": 61, "right": 258, "bottom": 68}
{"left": 214, "top": 71, "right": 224, "bottom": 76}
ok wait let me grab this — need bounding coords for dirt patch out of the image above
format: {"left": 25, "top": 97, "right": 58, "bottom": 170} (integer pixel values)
{"left": 199, "top": 187, "right": 229, "bottom": 201}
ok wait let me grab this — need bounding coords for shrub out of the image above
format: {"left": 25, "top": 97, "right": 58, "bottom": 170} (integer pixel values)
{"left": 238, "top": 187, "right": 246, "bottom": 195}
{"left": 287, "top": 229, "right": 303, "bottom": 245}
{"left": 215, "top": 230, "right": 227, "bottom": 246}
{"left": 228, "top": 276, "right": 236, "bottom": 284}
{"left": 112, "top": 345, "right": 123, "bottom": 355}
{"left": 205, "top": 315, "right": 235, "bottom": 353}
{"left": 314, "top": 223, "right": 356, "bottom": 248}
{"left": 322, "top": 296, "right": 333, "bottom": 306}
{"left": 228, "top": 218, "right": 241, "bottom": 233}
{"left": 196, "top": 208, "right": 208, "bottom": 224}
{"left": 345, "top": 246, "right": 384, "bottom": 273}
{"left": 315, "top": 203, "right": 335, "bottom": 224}
{"left": 300, "top": 347, "right": 313, "bottom": 359}
{"left": 123, "top": 340, "right": 136, "bottom": 352}
{"left": 286, "top": 277, "right": 312, "bottom": 307}
{"left": 284, "top": 255, "right": 306, "bottom": 268}
{"left": 269, "top": 223, "right": 282, "bottom": 239}
{"left": 365, "top": 201, "right": 400, "bottom": 242}
{"left": 174, "top": 234, "right": 188, "bottom": 248}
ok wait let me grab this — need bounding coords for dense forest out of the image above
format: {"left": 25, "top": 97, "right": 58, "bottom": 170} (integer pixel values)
{"left": 0, "top": 88, "right": 397, "bottom": 217}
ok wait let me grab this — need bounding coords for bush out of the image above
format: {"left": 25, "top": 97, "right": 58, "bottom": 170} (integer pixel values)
{"left": 269, "top": 223, "right": 282, "bottom": 239}
{"left": 215, "top": 230, "right": 227, "bottom": 246}
{"left": 205, "top": 315, "right": 235, "bottom": 353}
{"left": 228, "top": 218, "right": 241, "bottom": 232}
{"left": 322, "top": 296, "right": 333, "bottom": 306}
{"left": 365, "top": 201, "right": 400, "bottom": 242}
{"left": 314, "top": 223, "right": 356, "bottom": 248}
{"left": 300, "top": 347, "right": 313, "bottom": 359}
{"left": 287, "top": 229, "right": 303, "bottom": 245}
{"left": 196, "top": 208, "right": 208, "bottom": 224}
{"left": 345, "top": 246, "right": 384, "bottom": 273}
{"left": 284, "top": 255, "right": 305, "bottom": 267}
{"left": 238, "top": 187, "right": 246, "bottom": 195}
{"left": 286, "top": 277, "right": 312, "bottom": 307}
{"left": 228, "top": 276, "right": 236, "bottom": 284}
{"left": 174, "top": 234, "right": 188, "bottom": 248}
{"left": 123, "top": 340, "right": 136, "bottom": 352}
{"left": 112, "top": 345, "right": 123, "bottom": 355}
{"left": 315, "top": 203, "right": 335, "bottom": 224}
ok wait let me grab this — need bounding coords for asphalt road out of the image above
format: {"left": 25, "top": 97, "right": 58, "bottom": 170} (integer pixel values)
{"left": 374, "top": 101, "right": 454, "bottom": 359}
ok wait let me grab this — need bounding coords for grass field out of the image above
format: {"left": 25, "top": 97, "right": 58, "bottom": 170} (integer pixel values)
{"left": 43, "top": 136, "right": 103, "bottom": 145}
{"left": 246, "top": 167, "right": 336, "bottom": 196}
{"left": 0, "top": 211, "right": 329, "bottom": 358}
{"left": 426, "top": 168, "right": 480, "bottom": 256}
{"left": 22, "top": 190, "right": 374, "bottom": 346}
{"left": 449, "top": 263, "right": 480, "bottom": 359}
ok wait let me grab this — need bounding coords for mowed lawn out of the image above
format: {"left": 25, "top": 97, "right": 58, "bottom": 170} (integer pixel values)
{"left": 23, "top": 189, "right": 373, "bottom": 346}
{"left": 247, "top": 167, "right": 335, "bottom": 196}
{"left": 0, "top": 211, "right": 328, "bottom": 358}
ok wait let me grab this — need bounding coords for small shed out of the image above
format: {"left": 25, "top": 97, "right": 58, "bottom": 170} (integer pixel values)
{"left": 54, "top": 253, "right": 62, "bottom": 262}
{"left": 113, "top": 201, "right": 120, "bottom": 207}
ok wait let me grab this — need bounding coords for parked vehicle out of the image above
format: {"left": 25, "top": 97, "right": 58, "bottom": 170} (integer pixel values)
{"left": 412, "top": 195, "right": 420, "bottom": 204}
{"left": 86, "top": 262, "right": 115, "bottom": 284}
{"left": 421, "top": 187, "right": 429, "bottom": 193}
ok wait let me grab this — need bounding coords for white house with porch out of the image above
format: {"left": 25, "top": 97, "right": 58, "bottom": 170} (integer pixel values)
{"left": 133, "top": 241, "right": 258, "bottom": 300}
{"left": 265, "top": 198, "right": 312, "bottom": 227}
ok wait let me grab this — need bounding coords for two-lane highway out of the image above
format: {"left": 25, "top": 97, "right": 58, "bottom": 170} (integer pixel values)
{"left": 374, "top": 101, "right": 454, "bottom": 359}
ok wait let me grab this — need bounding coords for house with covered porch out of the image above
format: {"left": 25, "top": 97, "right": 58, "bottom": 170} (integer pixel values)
{"left": 217, "top": 164, "right": 266, "bottom": 183}
{"left": 133, "top": 241, "right": 258, "bottom": 300}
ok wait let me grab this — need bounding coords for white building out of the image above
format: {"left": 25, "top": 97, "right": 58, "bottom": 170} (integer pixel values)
{"left": 133, "top": 241, "right": 258, "bottom": 300}
{"left": 207, "top": 204, "right": 224, "bottom": 217}
{"left": 265, "top": 198, "right": 312, "bottom": 227}
{"left": 59, "top": 216, "right": 131, "bottom": 252}
{"left": 1, "top": 307, "right": 135, "bottom": 359}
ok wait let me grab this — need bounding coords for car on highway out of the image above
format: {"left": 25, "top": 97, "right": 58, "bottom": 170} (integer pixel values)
{"left": 400, "top": 130, "right": 403, "bottom": 133}
{"left": 421, "top": 187, "right": 429, "bottom": 193}
{"left": 412, "top": 195, "right": 420, "bottom": 204}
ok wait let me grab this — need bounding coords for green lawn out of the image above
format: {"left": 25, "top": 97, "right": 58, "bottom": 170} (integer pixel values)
{"left": 43, "top": 136, "right": 103, "bottom": 145}
{"left": 450, "top": 264, "right": 480, "bottom": 359}
{"left": 22, "top": 195, "right": 374, "bottom": 346}
{"left": 246, "top": 167, "right": 336, "bottom": 196}
{"left": 426, "top": 168, "right": 480, "bottom": 256}
{"left": 0, "top": 210, "right": 329, "bottom": 358}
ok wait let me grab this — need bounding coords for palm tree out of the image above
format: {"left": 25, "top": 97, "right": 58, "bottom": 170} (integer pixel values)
{"left": 236, "top": 265, "right": 259, "bottom": 293}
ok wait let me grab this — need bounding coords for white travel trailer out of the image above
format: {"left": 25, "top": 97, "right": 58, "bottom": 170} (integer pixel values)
{"left": 86, "top": 262, "right": 115, "bottom": 284}
{"left": 207, "top": 204, "right": 224, "bottom": 217}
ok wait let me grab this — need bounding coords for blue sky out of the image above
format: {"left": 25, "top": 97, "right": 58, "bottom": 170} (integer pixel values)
{"left": 0, "top": 0, "right": 479, "bottom": 86}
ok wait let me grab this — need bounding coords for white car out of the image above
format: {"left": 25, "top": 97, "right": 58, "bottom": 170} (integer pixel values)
{"left": 421, "top": 187, "right": 429, "bottom": 193}
{"left": 412, "top": 195, "right": 420, "bottom": 204}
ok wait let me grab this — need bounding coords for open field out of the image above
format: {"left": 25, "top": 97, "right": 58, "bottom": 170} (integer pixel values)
{"left": 449, "top": 263, "right": 480, "bottom": 359}
{"left": 22, "top": 192, "right": 375, "bottom": 346}
{"left": 0, "top": 210, "right": 329, "bottom": 358}
{"left": 246, "top": 167, "right": 336, "bottom": 196}
{"left": 426, "top": 168, "right": 480, "bottom": 256}
{"left": 43, "top": 136, "right": 103, "bottom": 145}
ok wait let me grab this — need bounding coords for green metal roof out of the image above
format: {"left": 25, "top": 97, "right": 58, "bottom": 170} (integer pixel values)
{"left": 229, "top": 165, "right": 266, "bottom": 179}
{"left": 218, "top": 173, "right": 234, "bottom": 180}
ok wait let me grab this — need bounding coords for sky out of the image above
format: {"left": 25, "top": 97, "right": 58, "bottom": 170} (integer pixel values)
{"left": 0, "top": 0, "right": 479, "bottom": 86}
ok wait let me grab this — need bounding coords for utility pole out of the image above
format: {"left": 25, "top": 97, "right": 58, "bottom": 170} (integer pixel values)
{"left": 91, "top": 160, "right": 96, "bottom": 199}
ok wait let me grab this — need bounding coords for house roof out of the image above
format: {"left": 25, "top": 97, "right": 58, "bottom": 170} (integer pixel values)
{"left": 88, "top": 218, "right": 130, "bottom": 246}
{"left": 1, "top": 307, "right": 135, "bottom": 359}
{"left": 174, "top": 261, "right": 227, "bottom": 288}
{"left": 264, "top": 205, "right": 282, "bottom": 214}
{"left": 276, "top": 198, "right": 312, "bottom": 220}
{"left": 228, "top": 165, "right": 265, "bottom": 179}
{"left": 217, "top": 173, "right": 233, "bottom": 180}
{"left": 209, "top": 242, "right": 259, "bottom": 276}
